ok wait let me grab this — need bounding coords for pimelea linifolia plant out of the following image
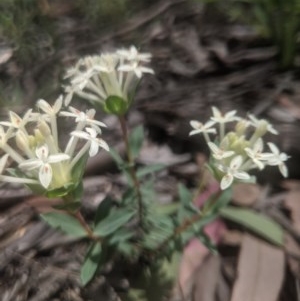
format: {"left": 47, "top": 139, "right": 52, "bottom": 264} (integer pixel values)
{"left": 0, "top": 46, "right": 289, "bottom": 299}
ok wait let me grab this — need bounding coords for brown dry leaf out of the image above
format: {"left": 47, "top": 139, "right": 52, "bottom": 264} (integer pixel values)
{"left": 284, "top": 190, "right": 300, "bottom": 233}
{"left": 231, "top": 234, "right": 284, "bottom": 301}
{"left": 193, "top": 255, "right": 221, "bottom": 301}
{"left": 285, "top": 234, "right": 300, "bottom": 277}
{"left": 232, "top": 183, "right": 261, "bottom": 206}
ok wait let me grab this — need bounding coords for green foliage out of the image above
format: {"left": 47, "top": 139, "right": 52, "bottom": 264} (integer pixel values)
{"left": 41, "top": 212, "right": 87, "bottom": 238}
{"left": 136, "top": 164, "right": 165, "bottom": 178}
{"left": 0, "top": 0, "right": 54, "bottom": 66}
{"left": 220, "top": 206, "right": 284, "bottom": 246}
{"left": 122, "top": 254, "right": 180, "bottom": 301}
{"left": 129, "top": 126, "right": 144, "bottom": 159}
{"left": 81, "top": 241, "right": 102, "bottom": 285}
{"left": 93, "top": 208, "right": 136, "bottom": 237}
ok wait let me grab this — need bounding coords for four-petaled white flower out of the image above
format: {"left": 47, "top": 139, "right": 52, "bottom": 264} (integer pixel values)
{"left": 118, "top": 61, "right": 154, "bottom": 78}
{"left": 71, "top": 127, "right": 109, "bottom": 157}
{"left": 245, "top": 138, "right": 272, "bottom": 170}
{"left": 60, "top": 107, "right": 107, "bottom": 132}
{"left": 37, "top": 96, "right": 63, "bottom": 116}
{"left": 207, "top": 141, "right": 235, "bottom": 160}
{"left": 266, "top": 142, "right": 289, "bottom": 177}
{"left": 189, "top": 120, "right": 216, "bottom": 136}
{"left": 248, "top": 114, "right": 278, "bottom": 135}
{"left": 0, "top": 110, "right": 33, "bottom": 130}
{"left": 218, "top": 156, "right": 251, "bottom": 190}
{"left": 19, "top": 145, "right": 70, "bottom": 188}
{"left": 117, "top": 46, "right": 152, "bottom": 62}
{"left": 211, "top": 107, "right": 238, "bottom": 124}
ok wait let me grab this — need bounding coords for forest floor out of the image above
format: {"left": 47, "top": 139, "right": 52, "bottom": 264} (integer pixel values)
{"left": 1, "top": 0, "right": 300, "bottom": 300}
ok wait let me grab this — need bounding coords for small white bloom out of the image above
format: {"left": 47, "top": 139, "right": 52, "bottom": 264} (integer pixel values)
{"left": 211, "top": 107, "right": 238, "bottom": 124}
{"left": 60, "top": 107, "right": 106, "bottom": 132}
{"left": 218, "top": 155, "right": 251, "bottom": 190}
{"left": 207, "top": 141, "right": 235, "bottom": 160}
{"left": 266, "top": 142, "right": 289, "bottom": 177}
{"left": 71, "top": 127, "right": 109, "bottom": 157}
{"left": 248, "top": 114, "right": 278, "bottom": 135}
{"left": 189, "top": 120, "right": 216, "bottom": 136}
{"left": 0, "top": 110, "right": 33, "bottom": 130}
{"left": 118, "top": 61, "right": 154, "bottom": 78}
{"left": 19, "top": 144, "right": 70, "bottom": 188}
{"left": 117, "top": 46, "right": 152, "bottom": 62}
{"left": 245, "top": 138, "right": 272, "bottom": 170}
{"left": 37, "top": 96, "right": 63, "bottom": 116}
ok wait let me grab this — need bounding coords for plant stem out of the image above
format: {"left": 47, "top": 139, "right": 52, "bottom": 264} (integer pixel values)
{"left": 118, "top": 115, "right": 144, "bottom": 228}
{"left": 70, "top": 210, "right": 100, "bottom": 241}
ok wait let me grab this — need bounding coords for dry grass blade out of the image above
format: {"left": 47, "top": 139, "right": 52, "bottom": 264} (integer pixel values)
{"left": 231, "top": 234, "right": 284, "bottom": 301}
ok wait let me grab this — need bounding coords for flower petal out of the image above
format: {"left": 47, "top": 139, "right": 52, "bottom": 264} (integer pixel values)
{"left": 48, "top": 153, "right": 70, "bottom": 163}
{"left": 221, "top": 174, "right": 233, "bottom": 190}
{"left": 39, "top": 163, "right": 52, "bottom": 188}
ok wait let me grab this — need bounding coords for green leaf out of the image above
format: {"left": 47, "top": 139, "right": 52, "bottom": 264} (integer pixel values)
{"left": 129, "top": 125, "right": 144, "bottom": 158}
{"left": 136, "top": 164, "right": 165, "bottom": 178}
{"left": 41, "top": 212, "right": 87, "bottom": 238}
{"left": 104, "top": 95, "right": 128, "bottom": 115}
{"left": 80, "top": 242, "right": 102, "bottom": 286}
{"left": 220, "top": 206, "right": 284, "bottom": 246}
{"left": 109, "top": 147, "right": 124, "bottom": 166}
{"left": 94, "top": 208, "right": 135, "bottom": 237}
{"left": 72, "top": 151, "right": 89, "bottom": 183}
{"left": 178, "top": 184, "right": 193, "bottom": 206}
{"left": 208, "top": 188, "right": 232, "bottom": 213}
{"left": 94, "top": 197, "right": 114, "bottom": 226}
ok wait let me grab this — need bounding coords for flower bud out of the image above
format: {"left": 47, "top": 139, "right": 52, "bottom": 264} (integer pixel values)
{"left": 38, "top": 120, "right": 51, "bottom": 137}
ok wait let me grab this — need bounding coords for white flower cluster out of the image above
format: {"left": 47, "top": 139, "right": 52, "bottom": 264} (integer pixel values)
{"left": 190, "top": 107, "right": 290, "bottom": 190}
{"left": 0, "top": 96, "right": 108, "bottom": 190}
{"left": 64, "top": 46, "right": 154, "bottom": 107}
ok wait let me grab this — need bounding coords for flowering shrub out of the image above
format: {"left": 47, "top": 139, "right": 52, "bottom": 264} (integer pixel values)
{"left": 0, "top": 46, "right": 290, "bottom": 299}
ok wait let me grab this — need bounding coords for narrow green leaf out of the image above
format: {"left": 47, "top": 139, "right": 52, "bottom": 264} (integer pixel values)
{"left": 94, "top": 197, "right": 114, "bottom": 226}
{"left": 71, "top": 152, "right": 89, "bottom": 183}
{"left": 178, "top": 184, "right": 193, "bottom": 206}
{"left": 109, "top": 147, "right": 124, "bottom": 166}
{"left": 209, "top": 187, "right": 232, "bottom": 213}
{"left": 220, "top": 206, "right": 283, "bottom": 246}
{"left": 136, "top": 164, "right": 165, "bottom": 178}
{"left": 41, "top": 212, "right": 87, "bottom": 238}
{"left": 94, "top": 209, "right": 135, "bottom": 237}
{"left": 129, "top": 125, "right": 144, "bottom": 158}
{"left": 80, "top": 242, "right": 102, "bottom": 286}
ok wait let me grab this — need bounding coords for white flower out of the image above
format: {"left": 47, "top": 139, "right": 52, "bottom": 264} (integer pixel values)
{"left": 189, "top": 120, "right": 216, "bottom": 136}
{"left": 207, "top": 141, "right": 235, "bottom": 160}
{"left": 37, "top": 96, "right": 63, "bottom": 116}
{"left": 71, "top": 127, "right": 109, "bottom": 157}
{"left": 118, "top": 61, "right": 154, "bottom": 78}
{"left": 0, "top": 110, "right": 33, "bottom": 130}
{"left": 245, "top": 138, "right": 271, "bottom": 170}
{"left": 218, "top": 156, "right": 251, "bottom": 190}
{"left": 248, "top": 114, "right": 278, "bottom": 135}
{"left": 117, "top": 46, "right": 152, "bottom": 62}
{"left": 266, "top": 142, "right": 289, "bottom": 177}
{"left": 211, "top": 107, "right": 238, "bottom": 124}
{"left": 60, "top": 107, "right": 107, "bottom": 132}
{"left": 19, "top": 144, "right": 70, "bottom": 188}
